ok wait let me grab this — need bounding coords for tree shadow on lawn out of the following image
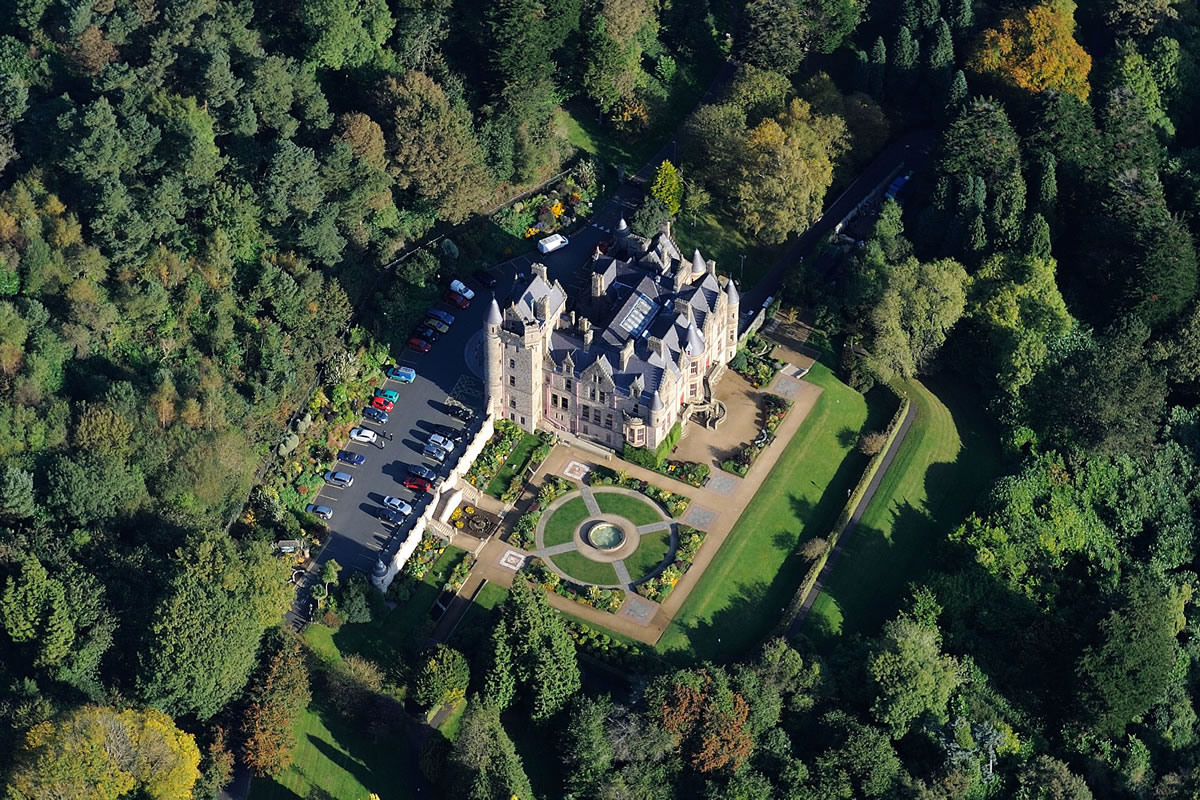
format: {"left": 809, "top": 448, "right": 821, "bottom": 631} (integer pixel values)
{"left": 307, "top": 734, "right": 376, "bottom": 791}
{"left": 836, "top": 426, "right": 860, "bottom": 449}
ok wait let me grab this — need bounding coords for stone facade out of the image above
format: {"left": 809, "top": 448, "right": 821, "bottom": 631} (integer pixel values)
{"left": 485, "top": 221, "right": 740, "bottom": 451}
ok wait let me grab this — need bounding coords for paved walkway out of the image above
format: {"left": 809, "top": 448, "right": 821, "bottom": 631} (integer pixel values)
{"left": 786, "top": 399, "right": 919, "bottom": 636}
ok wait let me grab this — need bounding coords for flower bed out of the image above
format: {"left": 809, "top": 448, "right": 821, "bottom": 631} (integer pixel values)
{"left": 445, "top": 555, "right": 475, "bottom": 593}
{"left": 720, "top": 393, "right": 793, "bottom": 476}
{"left": 730, "top": 334, "right": 784, "bottom": 388}
{"left": 586, "top": 467, "right": 691, "bottom": 518}
{"left": 521, "top": 558, "right": 625, "bottom": 613}
{"left": 508, "top": 510, "right": 540, "bottom": 550}
{"left": 492, "top": 162, "right": 600, "bottom": 240}
{"left": 465, "top": 419, "right": 524, "bottom": 488}
{"left": 402, "top": 532, "right": 448, "bottom": 580}
{"left": 659, "top": 459, "right": 710, "bottom": 487}
{"left": 497, "top": 430, "right": 557, "bottom": 503}
{"left": 635, "top": 525, "right": 707, "bottom": 603}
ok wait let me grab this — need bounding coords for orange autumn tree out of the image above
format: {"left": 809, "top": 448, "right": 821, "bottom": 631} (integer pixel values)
{"left": 970, "top": 0, "right": 1092, "bottom": 101}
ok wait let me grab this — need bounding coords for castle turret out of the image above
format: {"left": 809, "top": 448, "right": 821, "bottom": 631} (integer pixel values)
{"left": 725, "top": 279, "right": 740, "bottom": 361}
{"left": 485, "top": 297, "right": 503, "bottom": 416}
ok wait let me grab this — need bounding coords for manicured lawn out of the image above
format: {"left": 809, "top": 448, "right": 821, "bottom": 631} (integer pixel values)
{"left": 804, "top": 376, "right": 1004, "bottom": 643}
{"left": 625, "top": 528, "right": 672, "bottom": 582}
{"left": 594, "top": 491, "right": 662, "bottom": 526}
{"left": 485, "top": 432, "right": 540, "bottom": 498}
{"left": 674, "top": 208, "right": 783, "bottom": 291}
{"left": 542, "top": 496, "right": 590, "bottom": 547}
{"left": 657, "top": 360, "right": 895, "bottom": 663}
{"left": 446, "top": 581, "right": 510, "bottom": 653}
{"left": 549, "top": 550, "right": 619, "bottom": 585}
{"left": 250, "top": 705, "right": 412, "bottom": 800}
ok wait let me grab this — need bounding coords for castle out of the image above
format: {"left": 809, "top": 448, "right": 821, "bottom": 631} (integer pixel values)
{"left": 484, "top": 220, "right": 739, "bottom": 452}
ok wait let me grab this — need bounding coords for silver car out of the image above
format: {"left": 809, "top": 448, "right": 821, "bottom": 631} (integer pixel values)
{"left": 423, "top": 443, "right": 449, "bottom": 463}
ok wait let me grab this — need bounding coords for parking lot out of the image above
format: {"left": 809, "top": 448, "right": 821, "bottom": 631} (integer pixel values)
{"left": 304, "top": 186, "right": 640, "bottom": 588}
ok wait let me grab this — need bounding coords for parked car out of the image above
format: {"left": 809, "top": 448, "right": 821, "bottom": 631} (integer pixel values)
{"left": 406, "top": 463, "right": 437, "bottom": 481}
{"left": 442, "top": 289, "right": 470, "bottom": 309}
{"left": 305, "top": 504, "right": 333, "bottom": 520}
{"left": 447, "top": 405, "right": 474, "bottom": 422}
{"left": 387, "top": 366, "right": 417, "bottom": 383}
{"left": 423, "top": 443, "right": 449, "bottom": 463}
{"left": 350, "top": 427, "right": 378, "bottom": 444}
{"left": 423, "top": 317, "right": 450, "bottom": 334}
{"left": 375, "top": 388, "right": 400, "bottom": 403}
{"left": 408, "top": 337, "right": 431, "bottom": 353}
{"left": 414, "top": 326, "right": 440, "bottom": 343}
{"left": 324, "top": 470, "right": 354, "bottom": 487}
{"left": 379, "top": 507, "right": 405, "bottom": 523}
{"left": 538, "top": 233, "right": 568, "bottom": 253}
{"left": 382, "top": 496, "right": 413, "bottom": 516}
{"left": 363, "top": 407, "right": 389, "bottom": 424}
{"left": 337, "top": 450, "right": 365, "bottom": 465}
{"left": 426, "top": 308, "right": 455, "bottom": 325}
{"left": 432, "top": 423, "right": 464, "bottom": 442}
{"left": 449, "top": 278, "right": 475, "bottom": 300}
{"left": 404, "top": 475, "right": 432, "bottom": 492}
{"left": 371, "top": 395, "right": 394, "bottom": 412}
{"left": 472, "top": 268, "right": 498, "bottom": 289}
{"left": 428, "top": 432, "right": 456, "bottom": 452}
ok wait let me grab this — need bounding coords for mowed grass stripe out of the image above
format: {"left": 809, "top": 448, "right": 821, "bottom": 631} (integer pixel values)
{"left": 657, "top": 361, "right": 887, "bottom": 663}
{"left": 805, "top": 376, "right": 1003, "bottom": 642}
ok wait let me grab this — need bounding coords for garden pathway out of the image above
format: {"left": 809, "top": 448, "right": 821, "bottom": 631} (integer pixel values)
{"left": 580, "top": 485, "right": 601, "bottom": 515}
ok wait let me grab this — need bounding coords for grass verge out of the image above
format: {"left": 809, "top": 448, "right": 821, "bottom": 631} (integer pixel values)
{"left": 542, "top": 496, "right": 590, "bottom": 547}
{"left": 594, "top": 491, "right": 663, "bottom": 526}
{"left": 803, "top": 376, "right": 1003, "bottom": 642}
{"left": 485, "top": 432, "right": 540, "bottom": 498}
{"left": 550, "top": 550, "right": 619, "bottom": 585}
{"left": 673, "top": 208, "right": 783, "bottom": 290}
{"left": 656, "top": 360, "right": 893, "bottom": 663}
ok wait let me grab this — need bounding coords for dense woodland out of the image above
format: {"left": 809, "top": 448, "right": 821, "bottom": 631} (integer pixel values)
{"left": 2, "top": 0, "right": 1200, "bottom": 798}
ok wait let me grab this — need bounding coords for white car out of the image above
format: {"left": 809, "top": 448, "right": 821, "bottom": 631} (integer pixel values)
{"left": 428, "top": 433, "right": 456, "bottom": 452}
{"left": 449, "top": 279, "right": 475, "bottom": 300}
{"left": 349, "top": 427, "right": 378, "bottom": 444}
{"left": 537, "top": 234, "right": 568, "bottom": 254}
{"left": 382, "top": 496, "right": 413, "bottom": 516}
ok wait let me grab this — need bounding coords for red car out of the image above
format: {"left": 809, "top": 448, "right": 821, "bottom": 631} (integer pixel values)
{"left": 407, "top": 337, "right": 431, "bottom": 353}
{"left": 403, "top": 475, "right": 432, "bottom": 493}
{"left": 371, "top": 395, "right": 394, "bottom": 412}
{"left": 442, "top": 290, "right": 470, "bottom": 309}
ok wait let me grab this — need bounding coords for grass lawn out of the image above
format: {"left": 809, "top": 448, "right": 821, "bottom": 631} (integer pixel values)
{"left": 804, "top": 376, "right": 1004, "bottom": 643}
{"left": 674, "top": 208, "right": 784, "bottom": 291}
{"left": 625, "top": 528, "right": 672, "bottom": 582}
{"left": 656, "top": 360, "right": 895, "bottom": 663}
{"left": 550, "top": 550, "right": 619, "bottom": 585}
{"left": 542, "top": 496, "right": 590, "bottom": 547}
{"left": 250, "top": 704, "right": 412, "bottom": 800}
{"left": 446, "top": 581, "right": 510, "bottom": 653}
{"left": 485, "top": 432, "right": 540, "bottom": 498}
{"left": 435, "top": 699, "right": 468, "bottom": 741}
{"left": 594, "top": 491, "right": 662, "bottom": 526}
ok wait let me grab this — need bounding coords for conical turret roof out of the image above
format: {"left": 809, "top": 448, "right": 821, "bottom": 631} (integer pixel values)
{"left": 650, "top": 389, "right": 664, "bottom": 412}
{"left": 685, "top": 320, "right": 706, "bottom": 356}
{"left": 691, "top": 248, "right": 706, "bottom": 275}
{"left": 487, "top": 297, "right": 502, "bottom": 325}
{"left": 726, "top": 278, "right": 740, "bottom": 305}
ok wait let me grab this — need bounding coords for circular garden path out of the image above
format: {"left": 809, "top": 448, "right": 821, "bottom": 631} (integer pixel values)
{"left": 534, "top": 485, "right": 677, "bottom": 590}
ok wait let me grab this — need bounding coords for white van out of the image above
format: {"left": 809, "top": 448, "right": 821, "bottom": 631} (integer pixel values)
{"left": 538, "top": 233, "right": 568, "bottom": 254}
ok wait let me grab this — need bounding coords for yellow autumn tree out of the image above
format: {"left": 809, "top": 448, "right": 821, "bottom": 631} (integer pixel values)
{"left": 970, "top": 0, "right": 1092, "bottom": 101}
{"left": 6, "top": 706, "right": 201, "bottom": 800}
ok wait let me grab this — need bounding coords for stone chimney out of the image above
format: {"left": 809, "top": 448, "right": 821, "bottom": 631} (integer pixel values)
{"left": 620, "top": 338, "right": 635, "bottom": 370}
{"left": 648, "top": 336, "right": 666, "bottom": 358}
{"left": 673, "top": 259, "right": 687, "bottom": 293}
{"left": 673, "top": 297, "right": 690, "bottom": 316}
{"left": 583, "top": 327, "right": 593, "bottom": 350}
{"left": 658, "top": 218, "right": 671, "bottom": 240}
{"left": 532, "top": 262, "right": 548, "bottom": 282}
{"left": 591, "top": 272, "right": 605, "bottom": 299}
{"left": 569, "top": 310, "right": 577, "bottom": 328}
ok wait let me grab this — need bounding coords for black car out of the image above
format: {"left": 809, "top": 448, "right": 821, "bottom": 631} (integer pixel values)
{"left": 447, "top": 404, "right": 474, "bottom": 422}
{"left": 433, "top": 423, "right": 465, "bottom": 442}
{"left": 414, "top": 326, "right": 440, "bottom": 343}
{"left": 472, "top": 268, "right": 498, "bottom": 289}
{"left": 406, "top": 463, "right": 437, "bottom": 481}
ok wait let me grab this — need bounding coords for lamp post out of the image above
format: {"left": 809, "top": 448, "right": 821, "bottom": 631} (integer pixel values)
{"left": 739, "top": 254, "right": 746, "bottom": 281}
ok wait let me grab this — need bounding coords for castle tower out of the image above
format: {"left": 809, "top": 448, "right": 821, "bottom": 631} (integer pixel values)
{"left": 485, "top": 297, "right": 503, "bottom": 416}
{"left": 725, "top": 279, "right": 740, "bottom": 361}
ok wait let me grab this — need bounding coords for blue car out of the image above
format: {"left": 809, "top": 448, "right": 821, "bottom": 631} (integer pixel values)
{"left": 387, "top": 366, "right": 417, "bottom": 383}
{"left": 364, "top": 406, "right": 389, "bottom": 424}
{"left": 426, "top": 308, "right": 455, "bottom": 325}
{"left": 337, "top": 450, "right": 365, "bottom": 466}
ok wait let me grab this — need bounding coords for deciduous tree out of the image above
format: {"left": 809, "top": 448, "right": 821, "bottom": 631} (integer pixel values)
{"left": 970, "top": 0, "right": 1092, "bottom": 101}
{"left": 241, "top": 630, "right": 311, "bottom": 777}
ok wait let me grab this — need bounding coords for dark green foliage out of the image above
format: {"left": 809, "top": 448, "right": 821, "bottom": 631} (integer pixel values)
{"left": 631, "top": 196, "right": 673, "bottom": 238}
{"left": 740, "top": 0, "right": 810, "bottom": 74}
{"left": 445, "top": 698, "right": 537, "bottom": 800}
{"left": 413, "top": 645, "right": 470, "bottom": 709}
{"left": 562, "top": 695, "right": 615, "bottom": 798}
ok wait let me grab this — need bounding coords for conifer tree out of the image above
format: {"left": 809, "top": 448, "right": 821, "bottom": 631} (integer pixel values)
{"left": 891, "top": 27, "right": 920, "bottom": 93}
{"left": 869, "top": 37, "right": 887, "bottom": 97}
{"left": 650, "top": 160, "right": 684, "bottom": 217}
